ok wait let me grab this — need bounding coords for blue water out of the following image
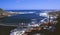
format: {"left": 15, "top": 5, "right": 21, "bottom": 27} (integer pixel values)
{"left": 5, "top": 10, "right": 41, "bottom": 12}
{"left": 0, "top": 10, "right": 46, "bottom": 25}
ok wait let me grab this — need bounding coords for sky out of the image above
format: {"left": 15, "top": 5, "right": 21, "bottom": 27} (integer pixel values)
{"left": 0, "top": 0, "right": 60, "bottom": 10}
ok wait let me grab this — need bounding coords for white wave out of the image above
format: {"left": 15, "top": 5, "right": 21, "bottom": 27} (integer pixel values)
{"left": 39, "top": 13, "right": 49, "bottom": 17}
{"left": 8, "top": 11, "right": 35, "bottom": 14}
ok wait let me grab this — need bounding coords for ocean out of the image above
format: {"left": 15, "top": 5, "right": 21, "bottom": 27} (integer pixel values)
{"left": 0, "top": 10, "right": 47, "bottom": 25}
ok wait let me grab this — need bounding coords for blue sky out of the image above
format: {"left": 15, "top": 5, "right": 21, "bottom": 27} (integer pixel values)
{"left": 0, "top": 0, "right": 60, "bottom": 10}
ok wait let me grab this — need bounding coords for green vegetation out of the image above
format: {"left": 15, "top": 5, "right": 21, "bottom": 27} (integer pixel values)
{"left": 0, "top": 8, "right": 7, "bottom": 18}
{"left": 0, "top": 8, "right": 4, "bottom": 12}
{"left": 0, "top": 8, "right": 4, "bottom": 16}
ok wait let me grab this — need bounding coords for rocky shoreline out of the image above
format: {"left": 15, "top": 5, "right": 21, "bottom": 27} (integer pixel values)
{"left": 0, "top": 25, "right": 17, "bottom": 35}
